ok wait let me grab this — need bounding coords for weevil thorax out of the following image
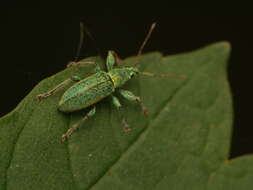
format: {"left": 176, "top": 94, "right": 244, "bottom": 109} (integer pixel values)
{"left": 108, "top": 67, "right": 139, "bottom": 88}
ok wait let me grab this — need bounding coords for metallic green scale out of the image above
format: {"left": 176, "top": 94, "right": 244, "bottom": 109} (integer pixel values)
{"left": 58, "top": 66, "right": 138, "bottom": 112}
{"left": 58, "top": 71, "right": 114, "bottom": 112}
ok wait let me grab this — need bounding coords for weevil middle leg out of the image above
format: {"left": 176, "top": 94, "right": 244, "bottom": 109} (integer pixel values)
{"left": 118, "top": 89, "right": 148, "bottom": 116}
{"left": 37, "top": 76, "right": 82, "bottom": 100}
{"left": 111, "top": 95, "right": 131, "bottom": 132}
{"left": 62, "top": 106, "right": 96, "bottom": 142}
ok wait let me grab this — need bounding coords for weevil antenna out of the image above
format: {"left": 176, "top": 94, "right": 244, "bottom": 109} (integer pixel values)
{"left": 74, "top": 22, "right": 102, "bottom": 62}
{"left": 134, "top": 23, "right": 156, "bottom": 66}
{"left": 139, "top": 71, "right": 186, "bottom": 78}
{"left": 137, "top": 23, "right": 156, "bottom": 56}
{"left": 74, "top": 22, "right": 85, "bottom": 62}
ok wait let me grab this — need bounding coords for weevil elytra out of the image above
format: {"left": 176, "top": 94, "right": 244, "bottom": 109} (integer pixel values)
{"left": 37, "top": 23, "right": 184, "bottom": 142}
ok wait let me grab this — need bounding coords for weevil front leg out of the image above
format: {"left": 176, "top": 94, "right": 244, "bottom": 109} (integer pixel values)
{"left": 106, "top": 51, "right": 116, "bottom": 71}
{"left": 111, "top": 95, "right": 131, "bottom": 132}
{"left": 37, "top": 76, "right": 81, "bottom": 100}
{"left": 105, "top": 50, "right": 123, "bottom": 71}
{"left": 67, "top": 61, "right": 96, "bottom": 68}
{"left": 67, "top": 60, "right": 101, "bottom": 72}
{"left": 118, "top": 89, "right": 148, "bottom": 116}
{"left": 62, "top": 106, "right": 96, "bottom": 142}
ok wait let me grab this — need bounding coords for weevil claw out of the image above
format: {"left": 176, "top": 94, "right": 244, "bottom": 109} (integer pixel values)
{"left": 121, "top": 119, "right": 131, "bottom": 132}
{"left": 61, "top": 134, "right": 68, "bottom": 142}
{"left": 124, "top": 126, "right": 131, "bottom": 132}
{"left": 36, "top": 94, "right": 44, "bottom": 101}
{"left": 143, "top": 108, "right": 149, "bottom": 116}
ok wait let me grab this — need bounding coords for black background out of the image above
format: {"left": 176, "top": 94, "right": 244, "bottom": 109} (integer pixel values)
{"left": 1, "top": 2, "right": 253, "bottom": 158}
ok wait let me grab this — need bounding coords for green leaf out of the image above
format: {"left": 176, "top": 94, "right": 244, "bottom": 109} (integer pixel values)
{"left": 1, "top": 42, "right": 252, "bottom": 190}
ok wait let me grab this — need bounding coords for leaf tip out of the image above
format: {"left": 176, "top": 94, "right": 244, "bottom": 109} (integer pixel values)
{"left": 219, "top": 41, "right": 231, "bottom": 49}
{"left": 215, "top": 41, "right": 231, "bottom": 54}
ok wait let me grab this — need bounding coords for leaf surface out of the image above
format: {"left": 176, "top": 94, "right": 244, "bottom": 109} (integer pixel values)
{"left": 1, "top": 42, "right": 252, "bottom": 190}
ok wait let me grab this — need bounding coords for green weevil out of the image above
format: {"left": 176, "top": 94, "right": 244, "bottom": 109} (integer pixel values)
{"left": 37, "top": 23, "right": 184, "bottom": 142}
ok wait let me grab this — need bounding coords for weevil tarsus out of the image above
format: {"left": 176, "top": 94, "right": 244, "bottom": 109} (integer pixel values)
{"left": 62, "top": 106, "right": 96, "bottom": 142}
{"left": 111, "top": 95, "right": 121, "bottom": 109}
{"left": 37, "top": 75, "right": 82, "bottom": 100}
{"left": 121, "top": 119, "right": 131, "bottom": 132}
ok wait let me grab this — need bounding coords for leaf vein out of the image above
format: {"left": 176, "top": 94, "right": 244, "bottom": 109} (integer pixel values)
{"left": 4, "top": 103, "right": 36, "bottom": 190}
{"left": 89, "top": 73, "right": 190, "bottom": 189}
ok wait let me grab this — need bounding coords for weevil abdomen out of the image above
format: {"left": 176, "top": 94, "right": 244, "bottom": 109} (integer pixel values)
{"left": 58, "top": 71, "right": 114, "bottom": 112}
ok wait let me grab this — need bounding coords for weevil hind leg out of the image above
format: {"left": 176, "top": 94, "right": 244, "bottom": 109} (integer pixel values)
{"left": 111, "top": 95, "right": 131, "bottom": 132}
{"left": 118, "top": 89, "right": 148, "bottom": 116}
{"left": 62, "top": 106, "right": 96, "bottom": 142}
{"left": 37, "top": 76, "right": 81, "bottom": 100}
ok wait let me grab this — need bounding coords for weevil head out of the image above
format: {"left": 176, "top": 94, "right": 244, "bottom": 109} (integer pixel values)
{"left": 127, "top": 67, "right": 139, "bottom": 77}
{"left": 108, "top": 67, "right": 139, "bottom": 88}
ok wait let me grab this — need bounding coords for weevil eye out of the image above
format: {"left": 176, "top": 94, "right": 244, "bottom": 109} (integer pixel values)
{"left": 130, "top": 72, "right": 136, "bottom": 78}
